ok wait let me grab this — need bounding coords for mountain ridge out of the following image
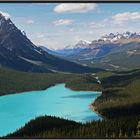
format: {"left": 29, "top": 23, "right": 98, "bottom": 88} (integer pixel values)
{"left": 46, "top": 31, "right": 140, "bottom": 71}
{"left": 0, "top": 13, "right": 101, "bottom": 73}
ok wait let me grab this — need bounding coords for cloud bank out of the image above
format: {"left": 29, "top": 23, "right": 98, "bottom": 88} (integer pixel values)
{"left": 54, "top": 4, "right": 97, "bottom": 13}
{"left": 112, "top": 12, "right": 140, "bottom": 25}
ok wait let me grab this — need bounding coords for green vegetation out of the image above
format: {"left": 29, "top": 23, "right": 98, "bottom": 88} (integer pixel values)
{"left": 0, "top": 68, "right": 71, "bottom": 96}
{"left": 136, "top": 118, "right": 140, "bottom": 137}
{"left": 0, "top": 67, "right": 140, "bottom": 138}
{"left": 7, "top": 116, "right": 80, "bottom": 138}
{"left": 66, "top": 74, "right": 101, "bottom": 91}
{"left": 94, "top": 69, "right": 140, "bottom": 118}
{"left": 96, "top": 71, "right": 115, "bottom": 79}
{"left": 7, "top": 116, "right": 138, "bottom": 138}
{"left": 0, "top": 67, "right": 101, "bottom": 96}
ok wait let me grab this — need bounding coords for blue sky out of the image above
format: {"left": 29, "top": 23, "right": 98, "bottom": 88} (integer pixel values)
{"left": 0, "top": 3, "right": 140, "bottom": 49}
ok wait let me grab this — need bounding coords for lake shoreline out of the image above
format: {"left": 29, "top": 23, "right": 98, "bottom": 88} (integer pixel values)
{"left": 0, "top": 83, "right": 59, "bottom": 97}
{"left": 0, "top": 83, "right": 102, "bottom": 136}
{"left": 1, "top": 82, "right": 102, "bottom": 97}
{"left": 89, "top": 92, "right": 104, "bottom": 120}
{"left": 1, "top": 82, "right": 103, "bottom": 121}
{"left": 89, "top": 103, "right": 104, "bottom": 120}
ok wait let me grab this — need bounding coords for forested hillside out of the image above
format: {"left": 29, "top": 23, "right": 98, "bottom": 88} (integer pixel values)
{"left": 3, "top": 68, "right": 140, "bottom": 138}
{"left": 7, "top": 116, "right": 138, "bottom": 138}
{"left": 0, "top": 67, "right": 101, "bottom": 96}
{"left": 94, "top": 69, "right": 140, "bottom": 118}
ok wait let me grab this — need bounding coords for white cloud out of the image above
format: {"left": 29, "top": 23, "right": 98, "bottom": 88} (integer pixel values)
{"left": 111, "top": 12, "right": 140, "bottom": 25}
{"left": 54, "top": 3, "right": 97, "bottom": 13}
{"left": 26, "top": 20, "right": 34, "bottom": 24}
{"left": 0, "top": 11, "right": 11, "bottom": 20}
{"left": 53, "top": 19, "right": 74, "bottom": 26}
{"left": 89, "top": 12, "right": 140, "bottom": 29}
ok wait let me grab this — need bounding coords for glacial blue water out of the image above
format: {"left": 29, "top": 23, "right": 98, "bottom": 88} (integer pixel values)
{"left": 0, "top": 83, "right": 102, "bottom": 136}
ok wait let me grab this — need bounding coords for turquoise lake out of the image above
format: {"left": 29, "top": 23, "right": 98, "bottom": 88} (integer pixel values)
{"left": 0, "top": 83, "right": 102, "bottom": 136}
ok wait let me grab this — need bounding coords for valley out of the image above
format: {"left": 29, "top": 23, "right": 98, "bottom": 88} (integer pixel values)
{"left": 0, "top": 13, "right": 100, "bottom": 74}
{"left": 1, "top": 67, "right": 139, "bottom": 138}
{"left": 0, "top": 83, "right": 101, "bottom": 136}
{"left": 0, "top": 5, "right": 140, "bottom": 138}
{"left": 49, "top": 32, "right": 140, "bottom": 71}
{"left": 0, "top": 68, "right": 101, "bottom": 96}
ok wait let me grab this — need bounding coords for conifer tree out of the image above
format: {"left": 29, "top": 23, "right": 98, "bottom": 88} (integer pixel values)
{"left": 119, "top": 129, "right": 122, "bottom": 137}
{"left": 136, "top": 119, "right": 140, "bottom": 137}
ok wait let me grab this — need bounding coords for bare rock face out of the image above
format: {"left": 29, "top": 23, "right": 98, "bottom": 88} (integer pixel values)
{"left": 0, "top": 13, "right": 96, "bottom": 73}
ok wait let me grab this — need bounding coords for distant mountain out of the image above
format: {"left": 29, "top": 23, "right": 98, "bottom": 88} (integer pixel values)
{"left": 0, "top": 13, "right": 101, "bottom": 73}
{"left": 79, "top": 48, "right": 140, "bottom": 71}
{"left": 101, "top": 32, "right": 140, "bottom": 42}
{"left": 55, "top": 40, "right": 91, "bottom": 57}
{"left": 55, "top": 32, "right": 140, "bottom": 71}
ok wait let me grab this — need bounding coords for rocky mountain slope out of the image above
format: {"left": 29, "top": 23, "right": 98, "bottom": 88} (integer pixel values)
{"left": 51, "top": 32, "right": 140, "bottom": 71}
{"left": 0, "top": 13, "right": 100, "bottom": 73}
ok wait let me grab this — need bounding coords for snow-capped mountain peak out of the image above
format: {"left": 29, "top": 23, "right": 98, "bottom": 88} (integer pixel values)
{"left": 75, "top": 40, "right": 91, "bottom": 48}
{"left": 0, "top": 11, "right": 10, "bottom": 20}
{"left": 101, "top": 32, "right": 140, "bottom": 42}
{"left": 63, "top": 40, "right": 91, "bottom": 50}
{"left": 77, "top": 40, "right": 91, "bottom": 45}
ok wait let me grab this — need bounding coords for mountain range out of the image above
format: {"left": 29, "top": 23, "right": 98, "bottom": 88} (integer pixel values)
{"left": 0, "top": 11, "right": 139, "bottom": 73}
{"left": 0, "top": 13, "right": 101, "bottom": 73}
{"left": 54, "top": 40, "right": 91, "bottom": 57}
{"left": 45, "top": 32, "right": 140, "bottom": 71}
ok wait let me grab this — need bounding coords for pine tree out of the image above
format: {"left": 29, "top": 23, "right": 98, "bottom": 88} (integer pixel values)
{"left": 105, "top": 132, "right": 108, "bottom": 137}
{"left": 112, "top": 132, "right": 115, "bottom": 138}
{"left": 136, "top": 119, "right": 140, "bottom": 137}
{"left": 119, "top": 129, "right": 122, "bottom": 137}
